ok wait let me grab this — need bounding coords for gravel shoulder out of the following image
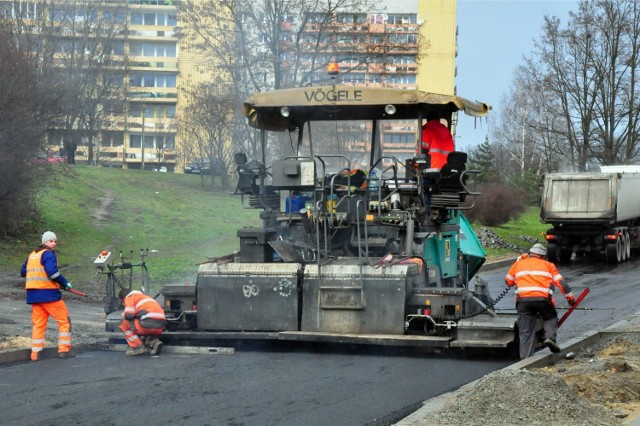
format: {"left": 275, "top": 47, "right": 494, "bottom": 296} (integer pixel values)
{"left": 0, "top": 272, "right": 106, "bottom": 352}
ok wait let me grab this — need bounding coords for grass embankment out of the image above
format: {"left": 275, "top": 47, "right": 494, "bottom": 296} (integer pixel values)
{"left": 0, "top": 165, "right": 546, "bottom": 296}
{"left": 0, "top": 165, "right": 259, "bottom": 295}
{"left": 472, "top": 206, "right": 549, "bottom": 260}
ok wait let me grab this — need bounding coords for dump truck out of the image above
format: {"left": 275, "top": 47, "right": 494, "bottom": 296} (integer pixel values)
{"left": 106, "top": 84, "right": 530, "bottom": 353}
{"left": 541, "top": 166, "right": 640, "bottom": 264}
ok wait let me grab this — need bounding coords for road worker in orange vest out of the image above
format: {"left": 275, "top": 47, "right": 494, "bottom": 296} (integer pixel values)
{"left": 20, "top": 231, "right": 74, "bottom": 361}
{"left": 118, "top": 289, "right": 166, "bottom": 356}
{"left": 420, "top": 111, "right": 455, "bottom": 171}
{"left": 505, "top": 243, "right": 576, "bottom": 358}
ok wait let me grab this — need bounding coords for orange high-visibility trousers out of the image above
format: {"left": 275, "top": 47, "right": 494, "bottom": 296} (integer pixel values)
{"left": 31, "top": 300, "right": 71, "bottom": 360}
{"left": 119, "top": 319, "right": 162, "bottom": 349}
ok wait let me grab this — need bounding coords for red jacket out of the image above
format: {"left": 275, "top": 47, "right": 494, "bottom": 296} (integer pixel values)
{"left": 420, "top": 120, "right": 455, "bottom": 169}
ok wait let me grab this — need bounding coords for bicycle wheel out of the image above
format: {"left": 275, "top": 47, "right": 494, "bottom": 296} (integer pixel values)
{"left": 104, "top": 274, "right": 125, "bottom": 315}
{"left": 139, "top": 264, "right": 157, "bottom": 297}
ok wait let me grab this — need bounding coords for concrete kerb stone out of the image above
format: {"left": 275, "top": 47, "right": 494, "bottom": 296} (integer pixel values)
{"left": 480, "top": 258, "right": 516, "bottom": 272}
{"left": 0, "top": 342, "right": 110, "bottom": 367}
{"left": 0, "top": 339, "right": 236, "bottom": 366}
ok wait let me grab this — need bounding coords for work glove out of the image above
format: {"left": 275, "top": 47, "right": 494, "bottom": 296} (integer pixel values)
{"left": 64, "top": 283, "right": 72, "bottom": 290}
{"left": 566, "top": 293, "right": 576, "bottom": 306}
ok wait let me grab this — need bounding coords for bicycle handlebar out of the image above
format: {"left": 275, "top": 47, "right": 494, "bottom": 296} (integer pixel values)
{"left": 97, "top": 260, "right": 147, "bottom": 274}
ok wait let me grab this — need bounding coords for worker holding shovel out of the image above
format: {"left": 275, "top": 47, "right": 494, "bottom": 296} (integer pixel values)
{"left": 20, "top": 231, "right": 76, "bottom": 361}
{"left": 505, "top": 243, "right": 576, "bottom": 359}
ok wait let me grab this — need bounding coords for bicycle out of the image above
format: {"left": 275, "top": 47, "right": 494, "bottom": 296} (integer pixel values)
{"left": 96, "top": 249, "right": 153, "bottom": 315}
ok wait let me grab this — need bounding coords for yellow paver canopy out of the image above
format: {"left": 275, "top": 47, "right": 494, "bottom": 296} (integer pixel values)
{"left": 243, "top": 85, "right": 491, "bottom": 131}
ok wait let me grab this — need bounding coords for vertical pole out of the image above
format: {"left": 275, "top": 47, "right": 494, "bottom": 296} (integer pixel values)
{"left": 141, "top": 104, "right": 145, "bottom": 171}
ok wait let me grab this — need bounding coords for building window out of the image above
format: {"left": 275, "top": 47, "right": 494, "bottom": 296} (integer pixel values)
{"left": 129, "top": 104, "right": 176, "bottom": 118}
{"left": 8, "top": 1, "right": 42, "bottom": 20}
{"left": 387, "top": 15, "right": 417, "bottom": 25}
{"left": 131, "top": 12, "right": 176, "bottom": 27}
{"left": 130, "top": 134, "right": 141, "bottom": 148}
{"left": 164, "top": 136, "right": 175, "bottom": 149}
{"left": 104, "top": 11, "right": 126, "bottom": 24}
{"left": 101, "top": 132, "right": 124, "bottom": 147}
{"left": 370, "top": 14, "right": 386, "bottom": 24}
{"left": 336, "top": 14, "right": 354, "bottom": 24}
{"left": 129, "top": 134, "right": 175, "bottom": 150}
{"left": 105, "top": 73, "right": 124, "bottom": 87}
{"left": 394, "top": 56, "right": 417, "bottom": 65}
{"left": 308, "top": 13, "right": 325, "bottom": 23}
{"left": 129, "top": 74, "right": 176, "bottom": 88}
{"left": 131, "top": 13, "right": 143, "bottom": 25}
{"left": 109, "top": 41, "right": 125, "bottom": 56}
{"left": 386, "top": 75, "right": 417, "bottom": 85}
{"left": 130, "top": 42, "right": 177, "bottom": 58}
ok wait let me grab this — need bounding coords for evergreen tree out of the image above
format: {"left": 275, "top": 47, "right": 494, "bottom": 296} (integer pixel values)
{"left": 467, "top": 137, "right": 497, "bottom": 183}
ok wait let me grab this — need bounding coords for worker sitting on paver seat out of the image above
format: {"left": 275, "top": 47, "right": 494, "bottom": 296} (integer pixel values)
{"left": 118, "top": 289, "right": 165, "bottom": 356}
{"left": 419, "top": 111, "right": 455, "bottom": 171}
{"left": 505, "top": 243, "right": 576, "bottom": 358}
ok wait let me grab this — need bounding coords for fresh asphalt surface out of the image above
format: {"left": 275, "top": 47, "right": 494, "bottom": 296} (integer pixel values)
{"left": 2, "top": 255, "right": 639, "bottom": 425}
{"left": 0, "top": 345, "right": 510, "bottom": 425}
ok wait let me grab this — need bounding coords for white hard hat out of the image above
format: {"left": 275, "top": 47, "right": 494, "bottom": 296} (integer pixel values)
{"left": 529, "top": 243, "right": 547, "bottom": 256}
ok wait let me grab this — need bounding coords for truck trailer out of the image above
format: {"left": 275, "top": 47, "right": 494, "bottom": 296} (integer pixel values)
{"left": 541, "top": 166, "right": 640, "bottom": 264}
{"left": 105, "top": 84, "right": 531, "bottom": 354}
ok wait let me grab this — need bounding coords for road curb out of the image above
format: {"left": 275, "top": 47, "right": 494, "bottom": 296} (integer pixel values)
{"left": 394, "top": 313, "right": 640, "bottom": 425}
{"left": 0, "top": 342, "right": 109, "bottom": 366}
{"left": 479, "top": 258, "right": 515, "bottom": 272}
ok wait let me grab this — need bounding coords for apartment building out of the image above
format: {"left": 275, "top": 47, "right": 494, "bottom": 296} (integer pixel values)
{"left": 297, "top": 0, "right": 456, "bottom": 164}
{"left": 102, "top": 0, "right": 179, "bottom": 171}
{"left": 0, "top": 0, "right": 180, "bottom": 171}
{"left": 1, "top": 0, "right": 456, "bottom": 172}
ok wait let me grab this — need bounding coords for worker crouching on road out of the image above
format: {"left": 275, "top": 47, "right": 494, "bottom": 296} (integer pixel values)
{"left": 505, "top": 243, "right": 576, "bottom": 359}
{"left": 20, "top": 231, "right": 74, "bottom": 361}
{"left": 118, "top": 289, "right": 166, "bottom": 356}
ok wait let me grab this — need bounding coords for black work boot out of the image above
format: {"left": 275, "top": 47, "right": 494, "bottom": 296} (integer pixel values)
{"left": 544, "top": 338, "right": 561, "bottom": 353}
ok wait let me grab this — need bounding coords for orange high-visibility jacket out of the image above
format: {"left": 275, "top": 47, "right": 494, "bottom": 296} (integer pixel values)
{"left": 122, "top": 290, "right": 166, "bottom": 329}
{"left": 505, "top": 256, "right": 571, "bottom": 303}
{"left": 420, "top": 120, "right": 455, "bottom": 170}
{"left": 25, "top": 250, "right": 59, "bottom": 290}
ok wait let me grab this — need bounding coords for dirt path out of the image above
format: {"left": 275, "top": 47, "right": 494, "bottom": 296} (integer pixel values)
{"left": 89, "top": 188, "right": 114, "bottom": 224}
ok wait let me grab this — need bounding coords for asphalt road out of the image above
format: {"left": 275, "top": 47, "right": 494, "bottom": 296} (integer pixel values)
{"left": 1, "top": 256, "right": 639, "bottom": 425}
{"left": 0, "top": 345, "right": 510, "bottom": 426}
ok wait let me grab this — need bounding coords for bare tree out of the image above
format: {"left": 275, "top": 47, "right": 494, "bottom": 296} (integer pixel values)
{"left": 492, "top": 0, "right": 640, "bottom": 174}
{"left": 0, "top": 22, "right": 60, "bottom": 235}
{"left": 178, "top": 82, "right": 235, "bottom": 190}
{"left": 42, "top": 1, "right": 128, "bottom": 165}
{"left": 176, "top": 0, "right": 386, "bottom": 168}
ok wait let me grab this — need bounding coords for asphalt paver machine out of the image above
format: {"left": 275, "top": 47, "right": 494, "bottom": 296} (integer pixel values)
{"left": 160, "top": 85, "right": 518, "bottom": 352}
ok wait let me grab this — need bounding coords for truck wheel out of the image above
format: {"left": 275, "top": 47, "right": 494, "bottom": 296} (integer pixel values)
{"left": 617, "top": 238, "right": 623, "bottom": 262}
{"left": 623, "top": 231, "right": 631, "bottom": 260}
{"left": 604, "top": 244, "right": 618, "bottom": 263}
{"left": 605, "top": 241, "right": 621, "bottom": 264}
{"left": 547, "top": 243, "right": 560, "bottom": 263}
{"left": 559, "top": 250, "right": 572, "bottom": 263}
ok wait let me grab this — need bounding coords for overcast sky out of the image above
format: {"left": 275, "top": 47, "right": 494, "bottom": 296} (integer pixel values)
{"left": 454, "top": 0, "right": 579, "bottom": 150}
